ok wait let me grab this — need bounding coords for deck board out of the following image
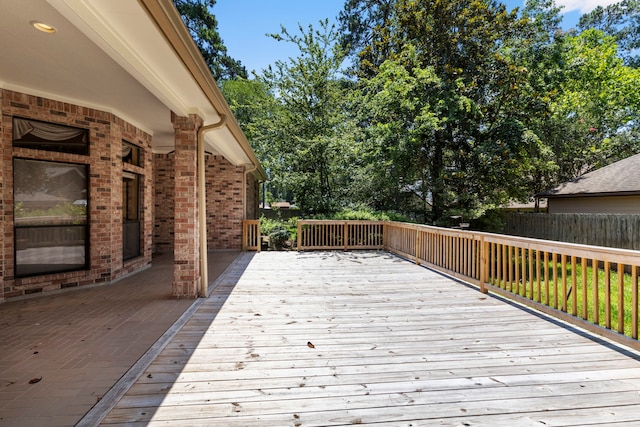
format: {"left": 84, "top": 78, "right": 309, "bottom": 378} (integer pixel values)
{"left": 100, "top": 251, "right": 640, "bottom": 426}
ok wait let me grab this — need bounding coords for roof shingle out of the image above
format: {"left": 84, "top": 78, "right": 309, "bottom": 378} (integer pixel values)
{"left": 541, "top": 153, "right": 640, "bottom": 197}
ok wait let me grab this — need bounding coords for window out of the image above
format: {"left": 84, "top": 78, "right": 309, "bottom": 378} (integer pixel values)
{"left": 123, "top": 172, "right": 141, "bottom": 260}
{"left": 13, "top": 158, "right": 88, "bottom": 277}
{"left": 13, "top": 117, "right": 89, "bottom": 155}
{"left": 122, "top": 141, "right": 141, "bottom": 166}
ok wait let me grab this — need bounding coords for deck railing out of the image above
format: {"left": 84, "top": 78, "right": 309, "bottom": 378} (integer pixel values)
{"left": 242, "top": 220, "right": 261, "bottom": 252}
{"left": 244, "top": 219, "right": 640, "bottom": 350}
{"left": 297, "top": 220, "right": 385, "bottom": 250}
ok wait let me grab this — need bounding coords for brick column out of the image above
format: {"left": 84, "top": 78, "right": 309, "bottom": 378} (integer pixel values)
{"left": 0, "top": 95, "right": 4, "bottom": 302}
{"left": 172, "top": 114, "right": 202, "bottom": 298}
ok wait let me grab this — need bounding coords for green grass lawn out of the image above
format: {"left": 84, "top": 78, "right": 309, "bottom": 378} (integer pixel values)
{"left": 490, "top": 254, "right": 639, "bottom": 338}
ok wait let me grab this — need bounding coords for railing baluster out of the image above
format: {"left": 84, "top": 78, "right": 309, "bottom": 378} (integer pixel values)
{"left": 618, "top": 262, "right": 625, "bottom": 334}
{"left": 605, "top": 261, "right": 611, "bottom": 329}
{"left": 581, "top": 257, "right": 588, "bottom": 320}
{"left": 571, "top": 256, "right": 577, "bottom": 316}
{"left": 561, "top": 254, "right": 568, "bottom": 312}
{"left": 593, "top": 258, "right": 599, "bottom": 325}
{"left": 553, "top": 253, "right": 559, "bottom": 310}
{"left": 544, "top": 251, "right": 550, "bottom": 306}
{"left": 536, "top": 249, "right": 541, "bottom": 303}
{"left": 633, "top": 266, "right": 638, "bottom": 339}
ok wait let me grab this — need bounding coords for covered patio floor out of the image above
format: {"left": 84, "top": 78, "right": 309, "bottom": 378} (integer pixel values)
{"left": 0, "top": 251, "right": 241, "bottom": 427}
{"left": 92, "top": 251, "right": 640, "bottom": 426}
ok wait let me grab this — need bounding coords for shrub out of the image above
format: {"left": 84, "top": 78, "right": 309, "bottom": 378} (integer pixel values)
{"left": 268, "top": 228, "right": 290, "bottom": 250}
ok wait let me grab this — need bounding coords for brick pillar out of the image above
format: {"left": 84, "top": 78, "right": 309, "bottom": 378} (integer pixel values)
{"left": 172, "top": 114, "right": 202, "bottom": 298}
{"left": 0, "top": 95, "right": 4, "bottom": 302}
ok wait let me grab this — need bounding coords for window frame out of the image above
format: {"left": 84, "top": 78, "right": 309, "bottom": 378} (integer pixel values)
{"left": 13, "top": 157, "right": 90, "bottom": 278}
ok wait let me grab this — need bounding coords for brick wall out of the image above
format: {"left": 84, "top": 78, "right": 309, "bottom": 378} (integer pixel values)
{"left": 0, "top": 89, "right": 153, "bottom": 300}
{"left": 0, "top": 89, "right": 3, "bottom": 302}
{"left": 153, "top": 153, "right": 174, "bottom": 254}
{"left": 154, "top": 153, "right": 250, "bottom": 252}
{"left": 206, "top": 155, "right": 244, "bottom": 250}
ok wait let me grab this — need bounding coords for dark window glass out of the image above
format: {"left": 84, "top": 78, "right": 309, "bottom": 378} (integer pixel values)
{"left": 123, "top": 172, "right": 141, "bottom": 260}
{"left": 14, "top": 158, "right": 88, "bottom": 277}
{"left": 13, "top": 117, "right": 89, "bottom": 155}
{"left": 122, "top": 141, "right": 141, "bottom": 166}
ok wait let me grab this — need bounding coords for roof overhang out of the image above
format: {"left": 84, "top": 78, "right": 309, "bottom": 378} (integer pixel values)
{"left": 542, "top": 191, "right": 640, "bottom": 199}
{"left": 0, "top": 0, "right": 264, "bottom": 177}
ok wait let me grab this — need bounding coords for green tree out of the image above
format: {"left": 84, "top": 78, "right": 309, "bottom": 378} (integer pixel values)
{"left": 355, "top": 0, "right": 531, "bottom": 223}
{"left": 578, "top": 0, "right": 640, "bottom": 67}
{"left": 352, "top": 46, "right": 441, "bottom": 221}
{"left": 173, "top": 0, "right": 247, "bottom": 80}
{"left": 256, "top": 20, "right": 354, "bottom": 214}
{"left": 338, "top": 0, "right": 396, "bottom": 75}
{"left": 220, "top": 78, "right": 291, "bottom": 204}
{"left": 551, "top": 29, "right": 640, "bottom": 175}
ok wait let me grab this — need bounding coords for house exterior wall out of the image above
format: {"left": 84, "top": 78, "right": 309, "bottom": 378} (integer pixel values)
{"left": 0, "top": 89, "right": 153, "bottom": 301}
{"left": 153, "top": 153, "right": 175, "bottom": 254}
{"left": 153, "top": 153, "right": 254, "bottom": 253}
{"left": 205, "top": 155, "right": 244, "bottom": 250}
{"left": 548, "top": 195, "right": 640, "bottom": 214}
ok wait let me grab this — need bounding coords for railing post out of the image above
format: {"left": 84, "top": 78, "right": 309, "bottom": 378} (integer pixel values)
{"left": 256, "top": 221, "right": 261, "bottom": 252}
{"left": 242, "top": 221, "right": 247, "bottom": 251}
{"left": 344, "top": 221, "right": 348, "bottom": 251}
{"left": 479, "top": 236, "right": 489, "bottom": 294}
{"left": 297, "top": 221, "right": 302, "bottom": 251}
{"left": 415, "top": 228, "right": 421, "bottom": 265}
{"left": 383, "top": 222, "right": 388, "bottom": 250}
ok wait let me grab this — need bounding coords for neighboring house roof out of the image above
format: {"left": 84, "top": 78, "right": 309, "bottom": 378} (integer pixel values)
{"left": 0, "top": 0, "right": 265, "bottom": 179}
{"left": 540, "top": 153, "right": 640, "bottom": 198}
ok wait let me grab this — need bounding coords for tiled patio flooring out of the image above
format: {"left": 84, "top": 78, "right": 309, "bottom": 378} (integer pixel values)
{"left": 0, "top": 251, "right": 241, "bottom": 427}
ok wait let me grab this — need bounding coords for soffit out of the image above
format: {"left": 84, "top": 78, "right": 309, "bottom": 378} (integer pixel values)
{"left": 0, "top": 0, "right": 254, "bottom": 166}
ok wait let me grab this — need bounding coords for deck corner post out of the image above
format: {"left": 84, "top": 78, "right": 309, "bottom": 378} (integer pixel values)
{"left": 297, "top": 221, "right": 302, "bottom": 251}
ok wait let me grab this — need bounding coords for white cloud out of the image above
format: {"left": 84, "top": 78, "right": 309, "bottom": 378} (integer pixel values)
{"left": 556, "top": 0, "right": 620, "bottom": 14}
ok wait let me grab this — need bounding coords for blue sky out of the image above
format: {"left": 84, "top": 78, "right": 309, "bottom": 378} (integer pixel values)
{"left": 214, "top": 0, "right": 618, "bottom": 75}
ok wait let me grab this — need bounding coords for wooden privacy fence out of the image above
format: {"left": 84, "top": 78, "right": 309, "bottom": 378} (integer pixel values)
{"left": 504, "top": 213, "right": 640, "bottom": 250}
{"left": 272, "top": 219, "right": 640, "bottom": 351}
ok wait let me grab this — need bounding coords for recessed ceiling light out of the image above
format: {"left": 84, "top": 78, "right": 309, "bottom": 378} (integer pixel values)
{"left": 30, "top": 20, "right": 56, "bottom": 34}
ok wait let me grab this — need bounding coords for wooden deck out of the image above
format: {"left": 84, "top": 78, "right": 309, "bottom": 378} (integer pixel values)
{"left": 100, "top": 251, "right": 640, "bottom": 426}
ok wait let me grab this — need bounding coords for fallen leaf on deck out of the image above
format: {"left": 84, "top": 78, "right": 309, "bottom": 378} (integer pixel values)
{"left": 28, "top": 377, "right": 42, "bottom": 384}
{"left": 307, "top": 341, "right": 315, "bottom": 349}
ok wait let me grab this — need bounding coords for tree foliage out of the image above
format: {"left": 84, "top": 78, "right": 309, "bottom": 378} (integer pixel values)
{"left": 174, "top": 0, "right": 247, "bottom": 80}
{"left": 216, "top": 0, "right": 640, "bottom": 226}
{"left": 578, "top": 0, "right": 640, "bottom": 67}
{"left": 254, "top": 20, "right": 355, "bottom": 214}
{"left": 350, "top": 0, "right": 534, "bottom": 222}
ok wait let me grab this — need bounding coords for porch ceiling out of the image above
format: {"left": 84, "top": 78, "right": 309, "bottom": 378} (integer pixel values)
{"left": 0, "top": 0, "right": 255, "bottom": 166}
